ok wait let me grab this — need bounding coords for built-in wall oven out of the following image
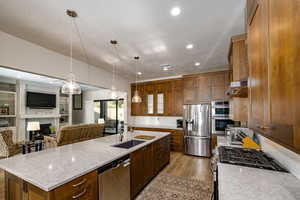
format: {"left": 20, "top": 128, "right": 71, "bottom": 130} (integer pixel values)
{"left": 211, "top": 101, "right": 234, "bottom": 134}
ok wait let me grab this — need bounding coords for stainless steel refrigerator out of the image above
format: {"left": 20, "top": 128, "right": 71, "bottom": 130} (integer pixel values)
{"left": 183, "top": 104, "right": 211, "bottom": 157}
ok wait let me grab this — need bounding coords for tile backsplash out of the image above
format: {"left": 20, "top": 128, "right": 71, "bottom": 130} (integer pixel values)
{"left": 257, "top": 134, "right": 300, "bottom": 180}
{"left": 130, "top": 116, "right": 182, "bottom": 128}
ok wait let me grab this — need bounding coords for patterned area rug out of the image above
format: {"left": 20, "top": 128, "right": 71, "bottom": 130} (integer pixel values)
{"left": 136, "top": 173, "right": 212, "bottom": 200}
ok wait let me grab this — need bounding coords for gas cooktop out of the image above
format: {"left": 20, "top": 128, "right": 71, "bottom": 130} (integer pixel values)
{"left": 218, "top": 146, "right": 288, "bottom": 172}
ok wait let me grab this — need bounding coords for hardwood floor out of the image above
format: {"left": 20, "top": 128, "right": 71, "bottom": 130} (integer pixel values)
{"left": 162, "top": 152, "right": 213, "bottom": 184}
{"left": 0, "top": 152, "right": 212, "bottom": 200}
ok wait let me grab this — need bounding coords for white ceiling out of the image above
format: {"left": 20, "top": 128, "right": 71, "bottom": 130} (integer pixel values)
{"left": 0, "top": 0, "right": 246, "bottom": 80}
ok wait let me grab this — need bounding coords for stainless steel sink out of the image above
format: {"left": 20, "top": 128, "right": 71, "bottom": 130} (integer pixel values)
{"left": 112, "top": 140, "right": 145, "bottom": 149}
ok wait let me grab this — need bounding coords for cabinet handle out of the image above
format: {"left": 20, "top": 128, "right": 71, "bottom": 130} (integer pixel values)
{"left": 72, "top": 178, "right": 87, "bottom": 187}
{"left": 72, "top": 188, "right": 87, "bottom": 199}
{"left": 256, "top": 125, "right": 272, "bottom": 130}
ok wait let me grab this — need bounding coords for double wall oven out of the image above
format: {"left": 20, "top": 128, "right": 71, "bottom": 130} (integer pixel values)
{"left": 211, "top": 101, "right": 234, "bottom": 134}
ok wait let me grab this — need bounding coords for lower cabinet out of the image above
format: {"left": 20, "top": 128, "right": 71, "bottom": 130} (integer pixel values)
{"left": 5, "top": 137, "right": 170, "bottom": 200}
{"left": 153, "top": 136, "right": 170, "bottom": 175}
{"left": 130, "top": 136, "right": 170, "bottom": 199}
{"left": 132, "top": 127, "right": 183, "bottom": 152}
{"left": 53, "top": 170, "right": 98, "bottom": 200}
{"left": 5, "top": 170, "right": 98, "bottom": 200}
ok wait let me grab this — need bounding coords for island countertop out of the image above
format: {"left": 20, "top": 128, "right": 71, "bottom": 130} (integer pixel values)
{"left": 0, "top": 131, "right": 170, "bottom": 191}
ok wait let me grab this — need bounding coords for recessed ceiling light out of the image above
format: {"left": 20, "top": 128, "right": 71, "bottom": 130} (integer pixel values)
{"left": 137, "top": 72, "right": 142, "bottom": 75}
{"left": 186, "top": 44, "right": 194, "bottom": 49}
{"left": 163, "top": 67, "right": 169, "bottom": 71}
{"left": 170, "top": 7, "right": 181, "bottom": 16}
{"left": 195, "top": 62, "right": 201, "bottom": 66}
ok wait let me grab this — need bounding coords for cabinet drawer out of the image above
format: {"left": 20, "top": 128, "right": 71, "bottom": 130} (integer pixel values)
{"left": 54, "top": 170, "right": 98, "bottom": 200}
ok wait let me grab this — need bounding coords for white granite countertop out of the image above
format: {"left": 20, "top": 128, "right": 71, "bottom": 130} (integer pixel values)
{"left": 217, "top": 135, "right": 242, "bottom": 148}
{"left": 217, "top": 134, "right": 300, "bottom": 200}
{"left": 132, "top": 123, "right": 183, "bottom": 130}
{"left": 218, "top": 163, "right": 300, "bottom": 200}
{"left": 0, "top": 131, "right": 170, "bottom": 191}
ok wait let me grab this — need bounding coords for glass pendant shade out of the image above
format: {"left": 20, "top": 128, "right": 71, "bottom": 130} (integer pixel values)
{"left": 132, "top": 90, "right": 142, "bottom": 103}
{"left": 62, "top": 73, "right": 82, "bottom": 94}
{"left": 111, "top": 86, "right": 118, "bottom": 99}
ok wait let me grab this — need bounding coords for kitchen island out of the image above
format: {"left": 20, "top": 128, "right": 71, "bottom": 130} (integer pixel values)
{"left": 0, "top": 131, "right": 171, "bottom": 200}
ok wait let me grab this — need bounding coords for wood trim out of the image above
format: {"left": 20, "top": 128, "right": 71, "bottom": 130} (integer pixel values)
{"left": 248, "top": 0, "right": 259, "bottom": 26}
{"left": 182, "top": 70, "right": 230, "bottom": 79}
{"left": 130, "top": 78, "right": 182, "bottom": 86}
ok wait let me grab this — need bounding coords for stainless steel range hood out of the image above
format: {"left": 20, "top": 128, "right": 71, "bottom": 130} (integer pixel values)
{"left": 226, "top": 80, "right": 248, "bottom": 98}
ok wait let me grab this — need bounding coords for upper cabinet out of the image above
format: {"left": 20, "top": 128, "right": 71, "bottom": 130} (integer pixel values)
{"left": 183, "top": 71, "right": 230, "bottom": 104}
{"left": 131, "top": 79, "right": 183, "bottom": 116}
{"left": 230, "top": 34, "right": 249, "bottom": 81}
{"left": 247, "top": 0, "right": 300, "bottom": 153}
{"left": 228, "top": 34, "right": 249, "bottom": 122}
{"left": 248, "top": 0, "right": 269, "bottom": 129}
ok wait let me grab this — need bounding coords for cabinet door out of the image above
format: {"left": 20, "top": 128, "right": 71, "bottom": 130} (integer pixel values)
{"left": 232, "top": 35, "right": 249, "bottom": 81}
{"left": 172, "top": 79, "right": 183, "bottom": 116}
{"left": 144, "top": 84, "right": 155, "bottom": 115}
{"left": 130, "top": 148, "right": 145, "bottom": 198}
{"left": 143, "top": 144, "right": 154, "bottom": 183}
{"left": 268, "top": 0, "right": 300, "bottom": 150}
{"left": 183, "top": 78, "right": 197, "bottom": 104}
{"left": 211, "top": 86, "right": 226, "bottom": 101}
{"left": 154, "top": 136, "right": 170, "bottom": 174}
{"left": 4, "top": 172, "right": 24, "bottom": 200}
{"left": 197, "top": 75, "right": 211, "bottom": 102}
{"left": 171, "top": 130, "right": 184, "bottom": 152}
{"left": 248, "top": 0, "right": 269, "bottom": 130}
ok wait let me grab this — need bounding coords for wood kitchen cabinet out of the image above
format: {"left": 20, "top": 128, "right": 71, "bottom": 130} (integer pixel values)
{"left": 267, "top": 0, "right": 300, "bottom": 150}
{"left": 183, "top": 71, "right": 229, "bottom": 104}
{"left": 196, "top": 75, "right": 212, "bottom": 102}
{"left": 248, "top": 0, "right": 270, "bottom": 131}
{"left": 130, "top": 136, "right": 170, "bottom": 198}
{"left": 172, "top": 79, "right": 183, "bottom": 116}
{"left": 5, "top": 170, "right": 98, "bottom": 200}
{"left": 247, "top": 0, "right": 300, "bottom": 152}
{"left": 211, "top": 72, "right": 230, "bottom": 101}
{"left": 130, "top": 143, "right": 154, "bottom": 198}
{"left": 230, "top": 34, "right": 248, "bottom": 81}
{"left": 228, "top": 34, "right": 249, "bottom": 122}
{"left": 132, "top": 127, "right": 183, "bottom": 152}
{"left": 183, "top": 77, "right": 198, "bottom": 104}
{"left": 131, "top": 79, "right": 183, "bottom": 116}
{"left": 154, "top": 136, "right": 171, "bottom": 175}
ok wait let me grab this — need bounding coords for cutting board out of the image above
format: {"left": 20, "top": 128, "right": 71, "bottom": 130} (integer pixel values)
{"left": 134, "top": 135, "right": 156, "bottom": 140}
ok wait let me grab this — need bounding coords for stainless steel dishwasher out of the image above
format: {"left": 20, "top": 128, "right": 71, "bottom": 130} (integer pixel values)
{"left": 98, "top": 155, "right": 130, "bottom": 200}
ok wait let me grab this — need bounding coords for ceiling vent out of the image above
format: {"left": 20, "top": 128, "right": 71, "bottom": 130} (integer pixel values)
{"left": 160, "top": 64, "right": 173, "bottom": 71}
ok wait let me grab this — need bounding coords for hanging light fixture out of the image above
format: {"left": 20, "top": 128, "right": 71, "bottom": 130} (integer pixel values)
{"left": 62, "top": 10, "right": 82, "bottom": 95}
{"left": 132, "top": 56, "right": 142, "bottom": 103}
{"left": 110, "top": 40, "right": 120, "bottom": 99}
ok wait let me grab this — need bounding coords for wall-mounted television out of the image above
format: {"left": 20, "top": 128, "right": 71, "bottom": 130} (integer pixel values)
{"left": 26, "top": 92, "right": 56, "bottom": 109}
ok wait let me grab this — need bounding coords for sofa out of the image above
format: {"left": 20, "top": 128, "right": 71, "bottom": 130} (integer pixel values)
{"left": 44, "top": 123, "right": 104, "bottom": 148}
{"left": 0, "top": 130, "right": 21, "bottom": 158}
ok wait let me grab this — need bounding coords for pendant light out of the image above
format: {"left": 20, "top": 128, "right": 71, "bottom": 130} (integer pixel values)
{"left": 132, "top": 56, "right": 142, "bottom": 103}
{"left": 62, "top": 10, "right": 82, "bottom": 95}
{"left": 110, "top": 40, "right": 119, "bottom": 99}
